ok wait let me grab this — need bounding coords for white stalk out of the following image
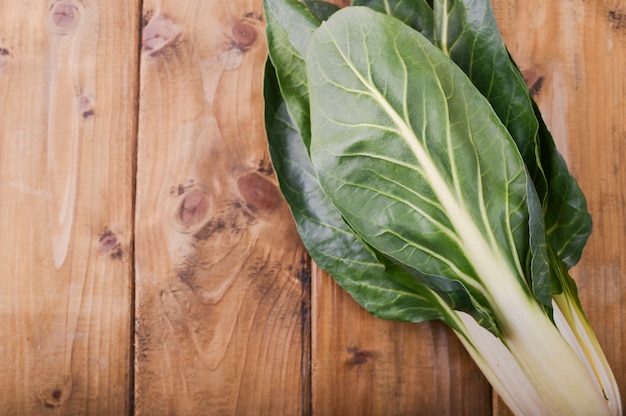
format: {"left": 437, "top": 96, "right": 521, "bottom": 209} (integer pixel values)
{"left": 553, "top": 293, "right": 622, "bottom": 416}
{"left": 452, "top": 288, "right": 617, "bottom": 416}
{"left": 454, "top": 312, "right": 549, "bottom": 416}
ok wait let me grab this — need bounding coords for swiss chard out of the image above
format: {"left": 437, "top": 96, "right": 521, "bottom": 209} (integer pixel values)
{"left": 263, "top": 0, "right": 622, "bottom": 414}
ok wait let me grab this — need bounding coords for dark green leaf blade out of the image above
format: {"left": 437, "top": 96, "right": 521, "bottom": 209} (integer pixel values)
{"left": 535, "top": 107, "right": 592, "bottom": 269}
{"left": 351, "top": 0, "right": 434, "bottom": 39}
{"left": 263, "top": 0, "right": 321, "bottom": 149}
{"left": 302, "top": 0, "right": 341, "bottom": 21}
{"left": 264, "top": 0, "right": 469, "bottom": 327}
{"left": 307, "top": 7, "right": 550, "bottom": 324}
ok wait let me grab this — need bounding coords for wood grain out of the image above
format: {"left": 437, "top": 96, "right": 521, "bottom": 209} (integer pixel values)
{"left": 312, "top": 266, "right": 492, "bottom": 416}
{"left": 0, "top": 0, "right": 139, "bottom": 414}
{"left": 133, "top": 1, "right": 310, "bottom": 414}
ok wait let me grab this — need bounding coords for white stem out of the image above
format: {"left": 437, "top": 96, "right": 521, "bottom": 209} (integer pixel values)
{"left": 553, "top": 294, "right": 622, "bottom": 416}
{"left": 454, "top": 313, "right": 549, "bottom": 416}
{"left": 453, "top": 289, "right": 614, "bottom": 416}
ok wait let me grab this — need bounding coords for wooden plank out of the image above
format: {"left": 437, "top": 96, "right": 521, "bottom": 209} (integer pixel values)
{"left": 0, "top": 0, "right": 139, "bottom": 414}
{"left": 493, "top": 0, "right": 626, "bottom": 414}
{"left": 312, "top": 267, "right": 491, "bottom": 415}
{"left": 133, "top": 1, "right": 310, "bottom": 414}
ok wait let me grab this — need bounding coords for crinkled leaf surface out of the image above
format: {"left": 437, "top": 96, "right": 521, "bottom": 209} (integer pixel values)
{"left": 432, "top": 0, "right": 545, "bottom": 195}
{"left": 263, "top": 0, "right": 568, "bottom": 325}
{"left": 307, "top": 7, "right": 552, "bottom": 322}
{"left": 362, "top": 0, "right": 591, "bottom": 272}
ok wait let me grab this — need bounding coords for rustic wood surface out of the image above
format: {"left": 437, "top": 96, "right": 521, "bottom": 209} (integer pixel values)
{"left": 0, "top": 0, "right": 624, "bottom": 415}
{"left": 0, "top": 0, "right": 139, "bottom": 414}
{"left": 133, "top": 0, "right": 310, "bottom": 414}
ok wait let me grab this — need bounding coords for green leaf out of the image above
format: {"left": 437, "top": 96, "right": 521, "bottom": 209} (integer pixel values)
{"left": 365, "top": 0, "right": 591, "bottom": 272}
{"left": 263, "top": 0, "right": 478, "bottom": 328}
{"left": 264, "top": 61, "right": 455, "bottom": 325}
{"left": 264, "top": 4, "right": 622, "bottom": 412}
{"left": 351, "top": 0, "right": 434, "bottom": 39}
{"left": 302, "top": 0, "right": 341, "bottom": 21}
{"left": 433, "top": 0, "right": 544, "bottom": 192}
{"left": 433, "top": 0, "right": 591, "bottom": 270}
{"left": 307, "top": 7, "right": 551, "bottom": 327}
{"left": 263, "top": 0, "right": 321, "bottom": 150}
{"left": 536, "top": 110, "right": 592, "bottom": 269}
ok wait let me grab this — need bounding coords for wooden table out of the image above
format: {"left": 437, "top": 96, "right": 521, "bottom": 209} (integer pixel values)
{"left": 0, "top": 0, "right": 623, "bottom": 414}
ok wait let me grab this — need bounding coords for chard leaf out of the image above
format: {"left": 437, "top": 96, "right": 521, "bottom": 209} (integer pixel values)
{"left": 264, "top": 0, "right": 487, "bottom": 328}
{"left": 264, "top": 60, "right": 455, "bottom": 326}
{"left": 433, "top": 0, "right": 546, "bottom": 199}
{"left": 263, "top": 0, "right": 321, "bottom": 150}
{"left": 363, "top": 0, "right": 591, "bottom": 272}
{"left": 537, "top": 113, "right": 591, "bottom": 269}
{"left": 351, "top": 0, "right": 434, "bottom": 39}
{"left": 433, "top": 0, "right": 591, "bottom": 270}
{"left": 307, "top": 7, "right": 551, "bottom": 324}
{"left": 301, "top": 0, "right": 341, "bottom": 21}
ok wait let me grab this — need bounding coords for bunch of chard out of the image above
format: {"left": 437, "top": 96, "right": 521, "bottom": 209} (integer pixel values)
{"left": 262, "top": 1, "right": 622, "bottom": 414}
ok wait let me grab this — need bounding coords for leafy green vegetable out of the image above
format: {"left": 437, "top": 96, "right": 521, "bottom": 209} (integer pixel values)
{"left": 264, "top": 0, "right": 475, "bottom": 330}
{"left": 264, "top": 0, "right": 319, "bottom": 149}
{"left": 307, "top": 5, "right": 547, "bottom": 325}
{"left": 265, "top": 61, "right": 453, "bottom": 324}
{"left": 263, "top": 1, "right": 621, "bottom": 415}
{"left": 301, "top": 0, "right": 340, "bottom": 20}
{"left": 352, "top": 0, "right": 434, "bottom": 38}
{"left": 361, "top": 0, "right": 592, "bottom": 275}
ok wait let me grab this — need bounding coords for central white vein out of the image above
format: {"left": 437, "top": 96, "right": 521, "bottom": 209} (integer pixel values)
{"left": 322, "top": 27, "right": 520, "bottom": 297}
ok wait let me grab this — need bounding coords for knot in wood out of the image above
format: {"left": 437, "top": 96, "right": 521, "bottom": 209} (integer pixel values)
{"left": 178, "top": 189, "right": 210, "bottom": 227}
{"left": 346, "top": 346, "right": 372, "bottom": 368}
{"left": 49, "top": 1, "right": 80, "bottom": 34}
{"left": 40, "top": 385, "right": 71, "bottom": 408}
{"left": 232, "top": 20, "right": 258, "bottom": 50}
{"left": 78, "top": 94, "right": 95, "bottom": 118}
{"left": 521, "top": 68, "right": 545, "bottom": 97}
{"left": 142, "top": 15, "right": 181, "bottom": 55}
{"left": 98, "top": 227, "right": 123, "bottom": 259}
{"left": 0, "top": 48, "right": 9, "bottom": 72}
{"left": 237, "top": 172, "right": 281, "bottom": 212}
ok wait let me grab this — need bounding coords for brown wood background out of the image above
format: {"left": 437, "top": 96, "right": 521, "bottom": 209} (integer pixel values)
{"left": 0, "top": 0, "right": 623, "bottom": 415}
